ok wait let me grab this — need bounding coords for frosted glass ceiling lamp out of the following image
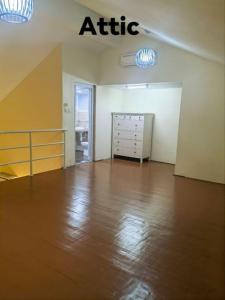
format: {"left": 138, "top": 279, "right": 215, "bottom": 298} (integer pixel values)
{"left": 136, "top": 48, "right": 157, "bottom": 69}
{"left": 0, "top": 0, "right": 34, "bottom": 23}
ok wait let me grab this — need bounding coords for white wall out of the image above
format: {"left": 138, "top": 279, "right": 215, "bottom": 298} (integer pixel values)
{"left": 99, "top": 35, "right": 225, "bottom": 184}
{"left": 62, "top": 44, "right": 100, "bottom": 84}
{"left": 95, "top": 86, "right": 123, "bottom": 160}
{"left": 62, "top": 72, "right": 76, "bottom": 167}
{"left": 62, "top": 43, "right": 100, "bottom": 167}
{"left": 120, "top": 86, "right": 182, "bottom": 164}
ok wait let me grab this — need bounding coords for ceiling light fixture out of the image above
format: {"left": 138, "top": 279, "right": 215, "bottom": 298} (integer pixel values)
{"left": 136, "top": 48, "right": 157, "bottom": 69}
{"left": 0, "top": 0, "right": 33, "bottom": 24}
{"left": 126, "top": 84, "right": 149, "bottom": 90}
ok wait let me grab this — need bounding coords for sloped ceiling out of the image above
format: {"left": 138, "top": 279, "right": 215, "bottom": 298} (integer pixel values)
{"left": 1, "top": 0, "right": 224, "bottom": 102}
{"left": 76, "top": 0, "right": 225, "bottom": 64}
{"left": 0, "top": 0, "right": 120, "bottom": 102}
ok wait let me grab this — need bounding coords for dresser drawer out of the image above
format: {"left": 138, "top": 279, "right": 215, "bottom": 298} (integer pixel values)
{"left": 113, "top": 130, "right": 143, "bottom": 141}
{"left": 132, "top": 115, "right": 144, "bottom": 121}
{"left": 113, "top": 146, "right": 142, "bottom": 158}
{"left": 113, "top": 119, "right": 130, "bottom": 131}
{"left": 113, "top": 119, "right": 144, "bottom": 132}
{"left": 113, "top": 139, "right": 143, "bottom": 149}
{"left": 131, "top": 120, "right": 144, "bottom": 131}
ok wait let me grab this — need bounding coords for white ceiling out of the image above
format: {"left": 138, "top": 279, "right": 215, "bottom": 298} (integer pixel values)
{"left": 76, "top": 0, "right": 225, "bottom": 64}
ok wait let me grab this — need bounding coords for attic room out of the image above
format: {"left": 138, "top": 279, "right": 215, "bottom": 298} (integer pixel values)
{"left": 0, "top": 1, "right": 224, "bottom": 300}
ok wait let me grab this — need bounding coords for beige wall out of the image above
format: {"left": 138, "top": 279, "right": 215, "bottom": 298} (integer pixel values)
{"left": 99, "top": 35, "right": 225, "bottom": 184}
{"left": 95, "top": 86, "right": 123, "bottom": 160}
{"left": 62, "top": 44, "right": 100, "bottom": 84}
{"left": 121, "top": 86, "right": 182, "bottom": 164}
{"left": 0, "top": 47, "right": 63, "bottom": 177}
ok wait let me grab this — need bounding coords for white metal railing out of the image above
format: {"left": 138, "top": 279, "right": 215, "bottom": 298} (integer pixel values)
{"left": 0, "top": 129, "right": 66, "bottom": 176}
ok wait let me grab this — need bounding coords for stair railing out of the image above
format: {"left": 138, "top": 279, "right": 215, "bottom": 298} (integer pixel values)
{"left": 0, "top": 129, "right": 66, "bottom": 176}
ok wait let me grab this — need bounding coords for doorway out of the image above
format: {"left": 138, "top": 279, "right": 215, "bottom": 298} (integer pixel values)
{"left": 75, "top": 84, "right": 94, "bottom": 164}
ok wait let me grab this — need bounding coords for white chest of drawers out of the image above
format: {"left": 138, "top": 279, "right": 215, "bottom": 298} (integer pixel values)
{"left": 112, "top": 113, "right": 154, "bottom": 163}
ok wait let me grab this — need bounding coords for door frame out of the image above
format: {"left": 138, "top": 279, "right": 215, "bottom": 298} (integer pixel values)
{"left": 74, "top": 83, "right": 95, "bottom": 164}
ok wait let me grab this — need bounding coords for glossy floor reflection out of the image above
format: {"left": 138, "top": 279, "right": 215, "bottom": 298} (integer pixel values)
{"left": 0, "top": 160, "right": 224, "bottom": 300}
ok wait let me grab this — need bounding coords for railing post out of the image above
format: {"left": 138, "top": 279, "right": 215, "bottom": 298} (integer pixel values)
{"left": 29, "top": 132, "right": 33, "bottom": 176}
{"left": 63, "top": 130, "right": 66, "bottom": 169}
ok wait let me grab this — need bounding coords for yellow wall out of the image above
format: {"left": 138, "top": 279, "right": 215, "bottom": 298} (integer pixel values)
{"left": 0, "top": 47, "right": 63, "bottom": 177}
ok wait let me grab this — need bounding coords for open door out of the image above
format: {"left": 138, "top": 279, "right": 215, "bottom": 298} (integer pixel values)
{"left": 75, "top": 84, "right": 94, "bottom": 164}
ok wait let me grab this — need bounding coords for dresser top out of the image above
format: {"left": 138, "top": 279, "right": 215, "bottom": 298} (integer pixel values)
{"left": 112, "top": 113, "right": 154, "bottom": 116}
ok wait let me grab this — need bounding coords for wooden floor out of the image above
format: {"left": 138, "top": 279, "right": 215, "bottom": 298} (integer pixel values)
{"left": 0, "top": 160, "right": 224, "bottom": 300}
